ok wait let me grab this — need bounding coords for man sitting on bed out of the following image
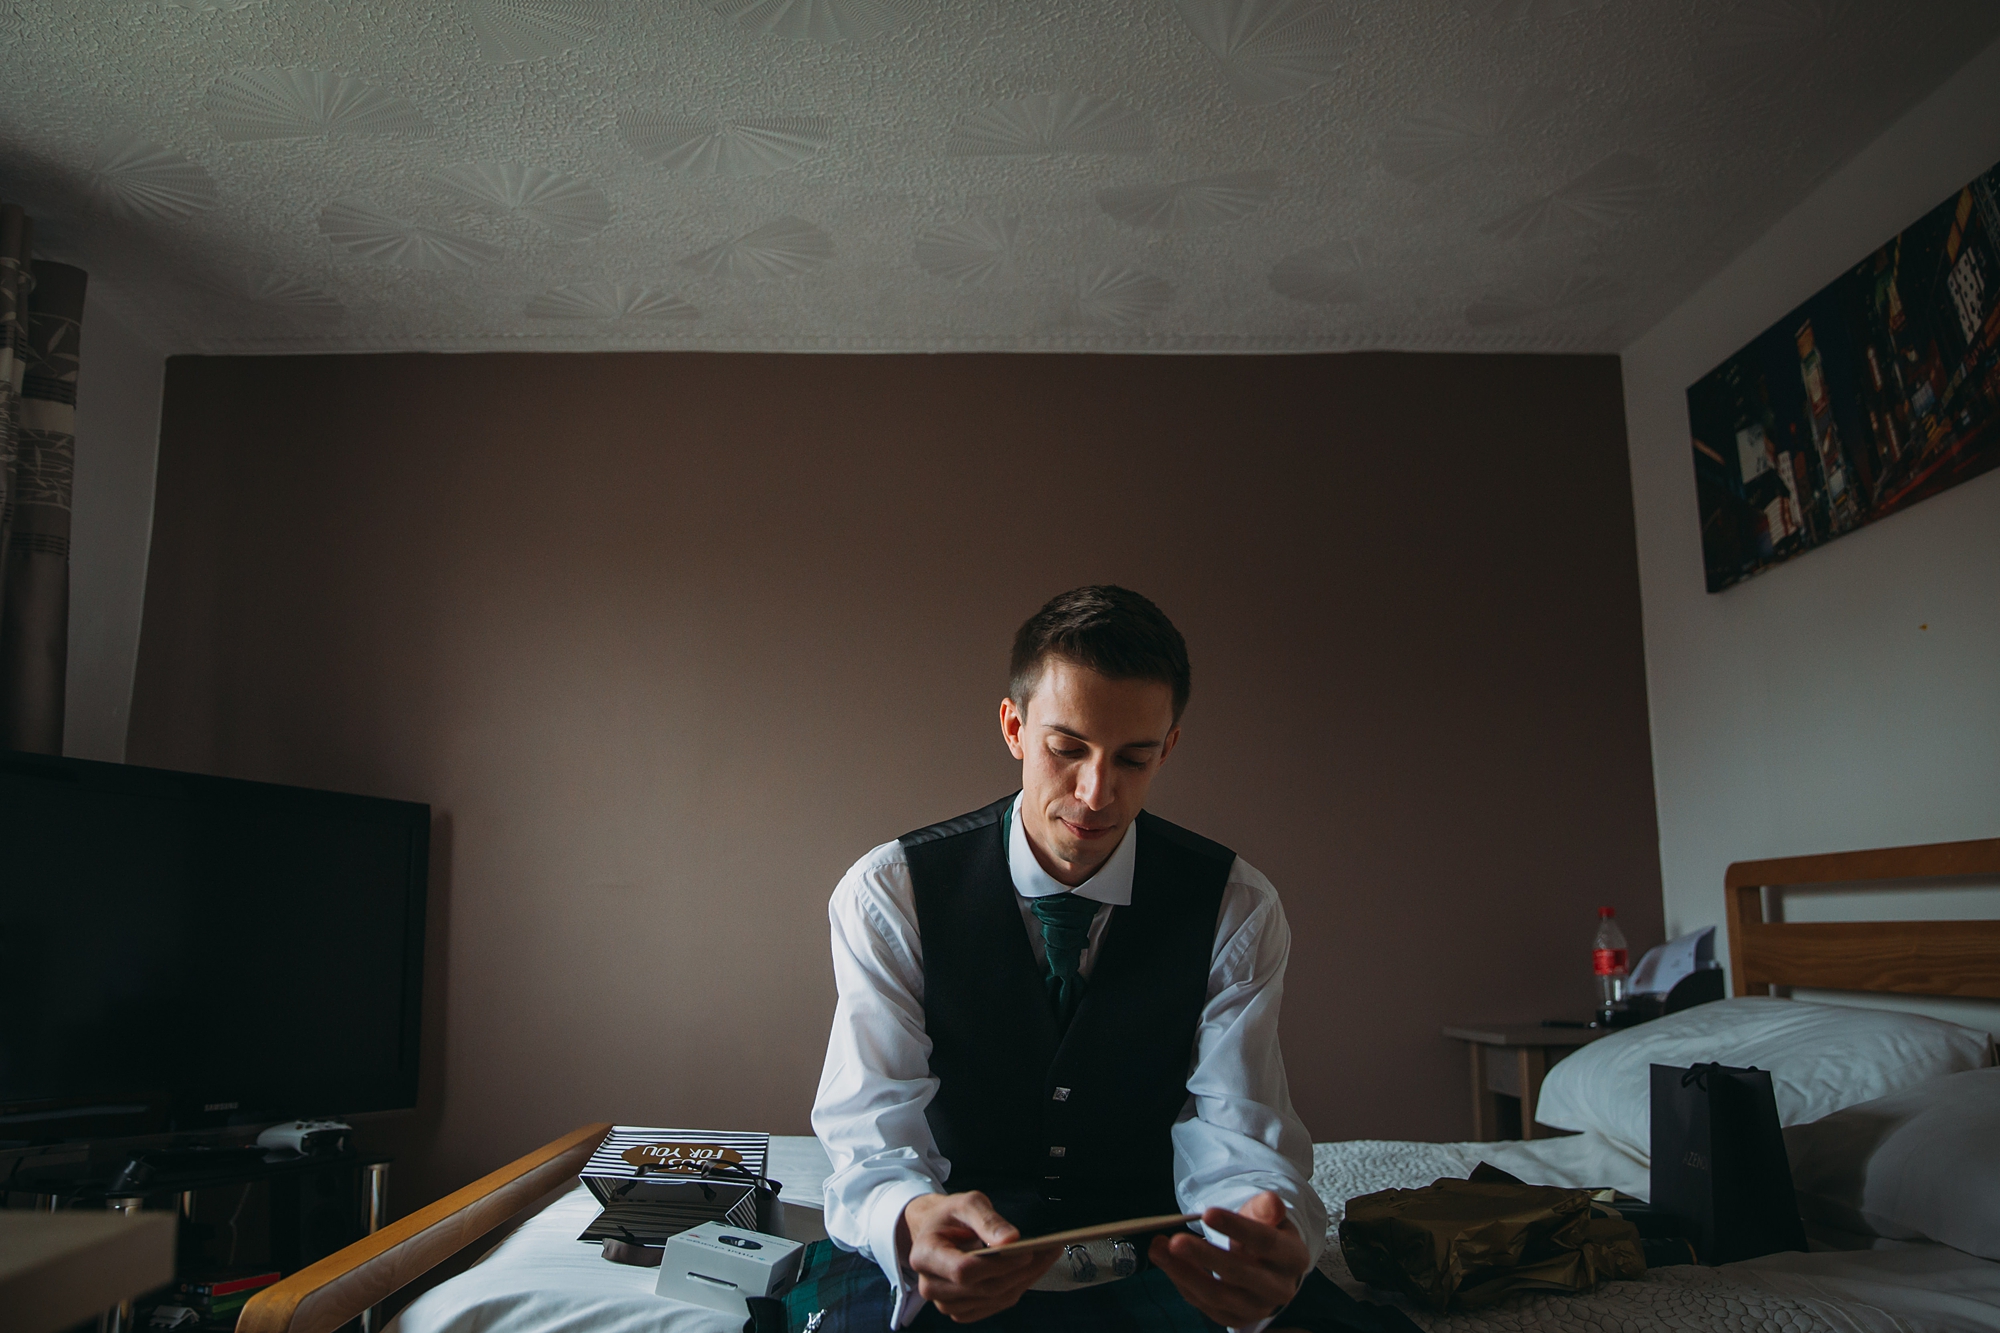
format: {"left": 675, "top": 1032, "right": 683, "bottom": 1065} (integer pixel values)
{"left": 803, "top": 586, "right": 1363, "bottom": 1332}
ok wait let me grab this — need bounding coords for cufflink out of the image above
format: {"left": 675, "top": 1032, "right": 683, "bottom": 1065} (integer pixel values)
{"left": 1052, "top": 1087, "right": 1071, "bottom": 1101}
{"left": 1048, "top": 1145, "right": 1066, "bottom": 1157}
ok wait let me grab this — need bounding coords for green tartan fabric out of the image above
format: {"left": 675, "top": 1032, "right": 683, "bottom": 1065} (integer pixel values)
{"left": 779, "top": 1241, "right": 1213, "bottom": 1332}
{"left": 775, "top": 1240, "right": 1421, "bottom": 1333}
{"left": 775, "top": 1241, "right": 884, "bottom": 1331}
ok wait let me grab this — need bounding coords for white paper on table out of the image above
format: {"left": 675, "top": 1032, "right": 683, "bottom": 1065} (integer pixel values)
{"left": 1628, "top": 925, "right": 1717, "bottom": 997}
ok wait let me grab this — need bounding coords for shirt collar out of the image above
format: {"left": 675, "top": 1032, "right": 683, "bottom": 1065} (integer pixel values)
{"left": 1006, "top": 791, "right": 1136, "bottom": 906}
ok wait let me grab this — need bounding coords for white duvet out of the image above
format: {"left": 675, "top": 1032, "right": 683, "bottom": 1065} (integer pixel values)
{"left": 389, "top": 1137, "right": 835, "bottom": 1333}
{"left": 1312, "top": 1137, "right": 2000, "bottom": 1333}
{"left": 390, "top": 1134, "right": 2000, "bottom": 1333}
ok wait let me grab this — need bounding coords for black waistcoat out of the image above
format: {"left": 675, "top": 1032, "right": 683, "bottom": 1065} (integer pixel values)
{"left": 900, "top": 793, "right": 1233, "bottom": 1236}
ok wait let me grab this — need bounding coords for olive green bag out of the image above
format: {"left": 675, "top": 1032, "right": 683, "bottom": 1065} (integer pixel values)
{"left": 1339, "top": 1166, "right": 1648, "bottom": 1312}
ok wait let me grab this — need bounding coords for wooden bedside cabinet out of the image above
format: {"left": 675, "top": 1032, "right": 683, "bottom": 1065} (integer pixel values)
{"left": 1442, "top": 1023, "right": 1607, "bottom": 1141}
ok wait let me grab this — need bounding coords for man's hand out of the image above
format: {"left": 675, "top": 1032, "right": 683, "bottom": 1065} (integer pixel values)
{"left": 898, "top": 1192, "right": 1059, "bottom": 1323}
{"left": 1148, "top": 1191, "right": 1310, "bottom": 1328}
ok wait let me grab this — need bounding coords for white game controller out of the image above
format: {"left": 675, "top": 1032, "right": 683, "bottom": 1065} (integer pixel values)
{"left": 256, "top": 1118, "right": 353, "bottom": 1156}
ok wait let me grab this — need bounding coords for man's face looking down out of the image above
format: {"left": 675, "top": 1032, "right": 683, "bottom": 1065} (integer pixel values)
{"left": 999, "top": 657, "right": 1180, "bottom": 888}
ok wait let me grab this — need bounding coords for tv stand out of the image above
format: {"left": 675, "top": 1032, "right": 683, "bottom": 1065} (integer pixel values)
{"left": 107, "top": 1145, "right": 274, "bottom": 1195}
{"left": 11, "top": 1149, "right": 392, "bottom": 1331}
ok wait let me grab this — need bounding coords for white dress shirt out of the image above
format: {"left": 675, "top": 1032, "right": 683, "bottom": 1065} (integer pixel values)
{"left": 811, "top": 794, "right": 1327, "bottom": 1330}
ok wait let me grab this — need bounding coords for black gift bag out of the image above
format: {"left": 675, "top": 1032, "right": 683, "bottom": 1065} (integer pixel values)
{"left": 1649, "top": 1062, "right": 1808, "bottom": 1264}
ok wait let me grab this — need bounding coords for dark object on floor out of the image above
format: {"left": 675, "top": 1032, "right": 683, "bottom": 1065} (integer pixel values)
{"left": 1650, "top": 1062, "right": 1809, "bottom": 1264}
{"left": 1340, "top": 1164, "right": 1647, "bottom": 1311}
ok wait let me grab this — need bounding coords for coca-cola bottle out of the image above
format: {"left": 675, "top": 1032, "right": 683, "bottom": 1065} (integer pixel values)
{"left": 1593, "top": 906, "right": 1629, "bottom": 1025}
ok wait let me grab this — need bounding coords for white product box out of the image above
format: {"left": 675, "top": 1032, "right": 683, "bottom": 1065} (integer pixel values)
{"left": 655, "top": 1222, "right": 805, "bottom": 1317}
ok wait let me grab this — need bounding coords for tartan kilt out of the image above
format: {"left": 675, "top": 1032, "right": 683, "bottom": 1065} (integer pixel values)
{"left": 768, "top": 1240, "right": 1419, "bottom": 1333}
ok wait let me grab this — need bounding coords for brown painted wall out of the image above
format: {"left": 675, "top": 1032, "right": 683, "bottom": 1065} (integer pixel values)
{"left": 130, "top": 351, "right": 1662, "bottom": 1215}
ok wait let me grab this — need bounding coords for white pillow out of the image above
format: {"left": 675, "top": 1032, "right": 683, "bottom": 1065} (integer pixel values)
{"left": 1533, "top": 997, "right": 1995, "bottom": 1158}
{"left": 1784, "top": 1067, "right": 2000, "bottom": 1260}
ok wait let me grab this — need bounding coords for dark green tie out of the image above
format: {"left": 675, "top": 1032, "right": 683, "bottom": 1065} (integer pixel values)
{"left": 1031, "top": 893, "right": 1099, "bottom": 1028}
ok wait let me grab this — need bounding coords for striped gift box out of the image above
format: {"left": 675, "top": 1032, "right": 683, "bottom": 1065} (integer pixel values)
{"left": 579, "top": 1126, "right": 770, "bottom": 1244}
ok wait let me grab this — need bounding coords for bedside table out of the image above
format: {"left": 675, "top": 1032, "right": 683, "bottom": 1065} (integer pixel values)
{"left": 1442, "top": 1023, "right": 1607, "bottom": 1141}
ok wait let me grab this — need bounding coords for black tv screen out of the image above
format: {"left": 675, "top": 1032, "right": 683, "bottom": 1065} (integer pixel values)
{"left": 0, "top": 751, "right": 428, "bottom": 1144}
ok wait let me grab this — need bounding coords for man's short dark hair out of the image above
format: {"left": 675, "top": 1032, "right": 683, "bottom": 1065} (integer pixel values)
{"left": 1009, "top": 586, "right": 1191, "bottom": 723}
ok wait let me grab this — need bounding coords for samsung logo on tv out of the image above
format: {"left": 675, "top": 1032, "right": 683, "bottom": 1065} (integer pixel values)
{"left": 205, "top": 1102, "right": 239, "bottom": 1112}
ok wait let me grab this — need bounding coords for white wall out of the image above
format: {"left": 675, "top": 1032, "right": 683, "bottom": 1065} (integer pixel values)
{"left": 1621, "top": 35, "right": 2000, "bottom": 1007}
{"left": 64, "top": 289, "right": 165, "bottom": 762}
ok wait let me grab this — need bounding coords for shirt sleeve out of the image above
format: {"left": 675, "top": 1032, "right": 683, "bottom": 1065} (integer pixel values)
{"left": 1171, "top": 858, "right": 1329, "bottom": 1333}
{"left": 809, "top": 843, "right": 947, "bottom": 1329}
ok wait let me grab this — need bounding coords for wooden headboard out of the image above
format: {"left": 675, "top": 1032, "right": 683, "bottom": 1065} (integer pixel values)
{"left": 1726, "top": 836, "right": 2000, "bottom": 1001}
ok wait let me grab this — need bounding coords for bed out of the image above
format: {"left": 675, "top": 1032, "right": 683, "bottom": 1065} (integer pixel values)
{"left": 240, "top": 835, "right": 2000, "bottom": 1333}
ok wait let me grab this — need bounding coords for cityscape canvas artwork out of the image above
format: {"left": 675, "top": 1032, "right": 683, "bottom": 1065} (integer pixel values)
{"left": 1686, "top": 158, "right": 2000, "bottom": 592}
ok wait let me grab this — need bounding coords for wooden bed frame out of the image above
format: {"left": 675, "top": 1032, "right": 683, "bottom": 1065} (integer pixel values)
{"left": 1725, "top": 835, "right": 2000, "bottom": 1001}
{"left": 238, "top": 1123, "right": 610, "bottom": 1333}
{"left": 236, "top": 835, "right": 2000, "bottom": 1333}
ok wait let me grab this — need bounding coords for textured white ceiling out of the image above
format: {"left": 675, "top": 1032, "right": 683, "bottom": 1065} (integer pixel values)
{"left": 0, "top": 0, "right": 1993, "bottom": 355}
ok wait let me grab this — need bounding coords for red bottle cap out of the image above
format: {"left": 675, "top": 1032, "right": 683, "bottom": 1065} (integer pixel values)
{"left": 1598, "top": 906, "right": 1615, "bottom": 917}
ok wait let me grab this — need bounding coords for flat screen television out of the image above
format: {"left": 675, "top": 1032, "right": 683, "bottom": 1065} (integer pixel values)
{"left": 0, "top": 751, "right": 428, "bottom": 1145}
